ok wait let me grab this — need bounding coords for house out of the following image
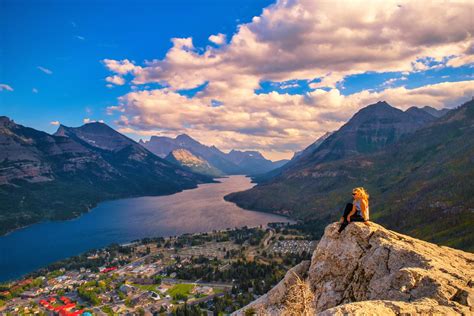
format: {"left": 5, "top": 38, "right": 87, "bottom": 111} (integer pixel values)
{"left": 192, "top": 286, "right": 213, "bottom": 295}
{"left": 20, "top": 290, "right": 38, "bottom": 299}
{"left": 131, "top": 292, "right": 149, "bottom": 305}
{"left": 119, "top": 284, "right": 135, "bottom": 295}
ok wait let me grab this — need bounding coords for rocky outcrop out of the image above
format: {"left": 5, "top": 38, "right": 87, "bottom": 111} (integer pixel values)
{"left": 234, "top": 222, "right": 474, "bottom": 315}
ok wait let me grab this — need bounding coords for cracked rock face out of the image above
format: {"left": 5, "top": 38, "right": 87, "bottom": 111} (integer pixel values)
{"left": 235, "top": 222, "right": 474, "bottom": 315}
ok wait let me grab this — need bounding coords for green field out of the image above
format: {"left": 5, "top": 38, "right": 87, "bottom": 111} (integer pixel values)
{"left": 167, "top": 283, "right": 195, "bottom": 300}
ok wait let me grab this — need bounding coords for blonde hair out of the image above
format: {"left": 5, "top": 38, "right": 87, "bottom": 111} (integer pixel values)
{"left": 352, "top": 187, "right": 369, "bottom": 204}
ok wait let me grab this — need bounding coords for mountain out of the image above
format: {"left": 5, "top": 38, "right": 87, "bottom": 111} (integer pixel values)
{"left": 292, "top": 131, "right": 332, "bottom": 161}
{"left": 166, "top": 148, "right": 224, "bottom": 177}
{"left": 0, "top": 119, "right": 211, "bottom": 235}
{"left": 419, "top": 105, "right": 451, "bottom": 118}
{"left": 234, "top": 222, "right": 474, "bottom": 315}
{"left": 251, "top": 102, "right": 437, "bottom": 184}
{"left": 405, "top": 106, "right": 438, "bottom": 124}
{"left": 290, "top": 101, "right": 439, "bottom": 170}
{"left": 225, "top": 100, "right": 474, "bottom": 251}
{"left": 253, "top": 132, "right": 333, "bottom": 183}
{"left": 141, "top": 134, "right": 242, "bottom": 174}
{"left": 141, "top": 134, "right": 286, "bottom": 175}
{"left": 226, "top": 150, "right": 288, "bottom": 175}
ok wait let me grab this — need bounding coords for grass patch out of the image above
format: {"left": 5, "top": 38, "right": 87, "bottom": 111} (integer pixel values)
{"left": 167, "top": 283, "right": 195, "bottom": 300}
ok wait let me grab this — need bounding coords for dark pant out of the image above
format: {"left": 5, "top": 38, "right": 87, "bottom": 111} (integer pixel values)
{"left": 338, "top": 203, "right": 365, "bottom": 233}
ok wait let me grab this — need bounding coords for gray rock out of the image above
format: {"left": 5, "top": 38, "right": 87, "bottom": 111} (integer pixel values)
{"left": 235, "top": 222, "right": 474, "bottom": 315}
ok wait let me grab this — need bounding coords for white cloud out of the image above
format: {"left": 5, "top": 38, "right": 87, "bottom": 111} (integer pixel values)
{"left": 381, "top": 76, "right": 407, "bottom": 87}
{"left": 105, "top": 75, "right": 125, "bottom": 86}
{"left": 32, "top": 88, "right": 39, "bottom": 93}
{"left": 105, "top": 0, "right": 473, "bottom": 91}
{"left": 0, "top": 84, "right": 13, "bottom": 91}
{"left": 102, "top": 59, "right": 138, "bottom": 75}
{"left": 37, "top": 66, "right": 53, "bottom": 75}
{"left": 208, "top": 33, "right": 226, "bottom": 45}
{"left": 104, "top": 0, "right": 474, "bottom": 159}
{"left": 83, "top": 118, "right": 104, "bottom": 124}
{"left": 76, "top": 35, "right": 85, "bottom": 40}
{"left": 110, "top": 81, "right": 473, "bottom": 159}
{"left": 50, "top": 121, "right": 60, "bottom": 126}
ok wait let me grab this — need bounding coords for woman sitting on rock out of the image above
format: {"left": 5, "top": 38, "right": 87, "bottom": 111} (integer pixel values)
{"left": 338, "top": 187, "right": 370, "bottom": 232}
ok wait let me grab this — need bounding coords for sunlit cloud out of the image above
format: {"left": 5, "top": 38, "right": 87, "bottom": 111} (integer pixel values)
{"left": 102, "top": 59, "right": 138, "bottom": 75}
{"left": 208, "top": 33, "right": 226, "bottom": 45}
{"left": 104, "top": 0, "right": 474, "bottom": 159}
{"left": 105, "top": 75, "right": 125, "bottom": 86}
{"left": 50, "top": 121, "right": 60, "bottom": 126}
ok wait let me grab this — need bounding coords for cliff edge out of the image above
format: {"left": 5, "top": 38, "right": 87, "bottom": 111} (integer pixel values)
{"left": 234, "top": 222, "right": 474, "bottom": 315}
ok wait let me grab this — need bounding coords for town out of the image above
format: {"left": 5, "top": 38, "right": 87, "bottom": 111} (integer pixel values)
{"left": 0, "top": 223, "right": 318, "bottom": 315}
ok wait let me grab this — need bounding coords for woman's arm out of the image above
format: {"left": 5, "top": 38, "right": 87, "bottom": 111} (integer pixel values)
{"left": 361, "top": 200, "right": 370, "bottom": 223}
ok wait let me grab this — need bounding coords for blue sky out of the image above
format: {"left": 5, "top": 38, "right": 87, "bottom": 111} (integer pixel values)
{"left": 1, "top": 0, "right": 473, "bottom": 160}
{"left": 0, "top": 0, "right": 274, "bottom": 132}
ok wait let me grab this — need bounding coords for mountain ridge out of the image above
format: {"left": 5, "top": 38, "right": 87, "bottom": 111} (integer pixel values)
{"left": 141, "top": 133, "right": 287, "bottom": 175}
{"left": 0, "top": 119, "right": 212, "bottom": 235}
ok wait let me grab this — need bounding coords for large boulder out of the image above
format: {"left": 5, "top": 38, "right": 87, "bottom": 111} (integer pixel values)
{"left": 234, "top": 222, "right": 474, "bottom": 315}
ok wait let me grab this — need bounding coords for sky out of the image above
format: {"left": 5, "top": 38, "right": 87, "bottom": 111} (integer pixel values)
{"left": 1, "top": 0, "right": 473, "bottom": 160}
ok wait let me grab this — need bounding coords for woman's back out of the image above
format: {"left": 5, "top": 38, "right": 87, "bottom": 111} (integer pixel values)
{"left": 354, "top": 198, "right": 369, "bottom": 218}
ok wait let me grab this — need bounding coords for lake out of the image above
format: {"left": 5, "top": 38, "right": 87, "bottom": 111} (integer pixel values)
{"left": 0, "top": 175, "right": 292, "bottom": 282}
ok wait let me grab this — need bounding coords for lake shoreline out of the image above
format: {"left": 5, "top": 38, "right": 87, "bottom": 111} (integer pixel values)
{"left": 0, "top": 177, "right": 227, "bottom": 237}
{"left": 0, "top": 176, "right": 293, "bottom": 282}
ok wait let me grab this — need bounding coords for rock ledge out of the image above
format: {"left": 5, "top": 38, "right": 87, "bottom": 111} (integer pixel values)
{"left": 233, "top": 222, "right": 474, "bottom": 315}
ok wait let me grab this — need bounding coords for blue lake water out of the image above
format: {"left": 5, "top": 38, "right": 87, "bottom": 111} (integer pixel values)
{"left": 0, "top": 175, "right": 292, "bottom": 282}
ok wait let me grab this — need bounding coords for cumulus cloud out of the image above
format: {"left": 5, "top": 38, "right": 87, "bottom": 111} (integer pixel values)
{"left": 209, "top": 33, "right": 226, "bottom": 45}
{"left": 37, "top": 66, "right": 53, "bottom": 75}
{"left": 104, "top": 0, "right": 474, "bottom": 159}
{"left": 102, "top": 59, "right": 138, "bottom": 75}
{"left": 110, "top": 81, "right": 473, "bottom": 158}
{"left": 105, "top": 75, "right": 125, "bottom": 86}
{"left": 50, "top": 121, "right": 60, "bottom": 126}
{"left": 0, "top": 84, "right": 14, "bottom": 91}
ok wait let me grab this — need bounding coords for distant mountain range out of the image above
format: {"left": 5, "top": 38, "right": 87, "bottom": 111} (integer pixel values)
{"left": 225, "top": 100, "right": 474, "bottom": 251}
{"left": 0, "top": 119, "right": 212, "bottom": 235}
{"left": 140, "top": 134, "right": 287, "bottom": 176}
